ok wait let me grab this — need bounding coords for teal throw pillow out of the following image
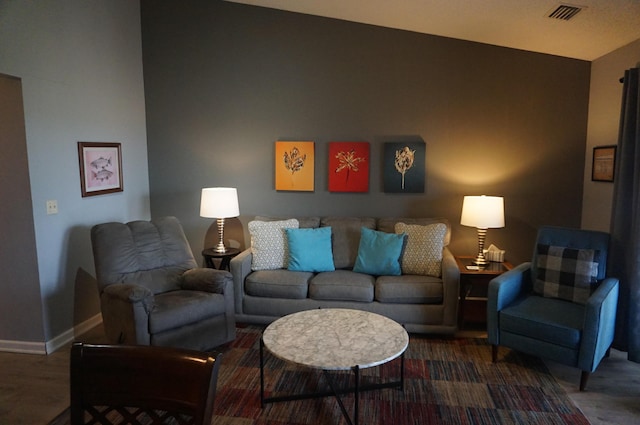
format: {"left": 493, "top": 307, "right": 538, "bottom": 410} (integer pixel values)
{"left": 285, "top": 227, "right": 335, "bottom": 272}
{"left": 353, "top": 227, "right": 406, "bottom": 276}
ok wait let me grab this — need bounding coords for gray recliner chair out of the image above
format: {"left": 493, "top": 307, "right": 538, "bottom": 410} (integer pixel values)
{"left": 90, "top": 216, "right": 236, "bottom": 351}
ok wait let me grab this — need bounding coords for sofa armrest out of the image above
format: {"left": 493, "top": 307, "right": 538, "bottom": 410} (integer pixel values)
{"left": 579, "top": 277, "right": 619, "bottom": 372}
{"left": 487, "top": 262, "right": 531, "bottom": 345}
{"left": 230, "top": 248, "right": 253, "bottom": 315}
{"left": 441, "top": 247, "right": 460, "bottom": 328}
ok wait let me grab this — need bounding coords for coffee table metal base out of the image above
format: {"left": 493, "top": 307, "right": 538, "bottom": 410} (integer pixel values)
{"left": 259, "top": 337, "right": 405, "bottom": 425}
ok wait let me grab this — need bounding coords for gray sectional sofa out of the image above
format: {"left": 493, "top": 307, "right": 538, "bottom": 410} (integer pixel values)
{"left": 230, "top": 216, "right": 460, "bottom": 334}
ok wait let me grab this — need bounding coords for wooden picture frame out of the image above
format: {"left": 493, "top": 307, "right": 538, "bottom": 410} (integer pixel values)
{"left": 78, "top": 142, "right": 123, "bottom": 197}
{"left": 591, "top": 145, "right": 616, "bottom": 182}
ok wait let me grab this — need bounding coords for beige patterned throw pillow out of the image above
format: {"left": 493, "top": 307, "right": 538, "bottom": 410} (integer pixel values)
{"left": 395, "top": 222, "right": 447, "bottom": 277}
{"left": 248, "top": 219, "right": 299, "bottom": 270}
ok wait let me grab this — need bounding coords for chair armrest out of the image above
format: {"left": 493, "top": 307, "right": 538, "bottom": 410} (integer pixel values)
{"left": 441, "top": 247, "right": 460, "bottom": 327}
{"left": 101, "top": 284, "right": 155, "bottom": 344}
{"left": 487, "top": 262, "right": 531, "bottom": 344}
{"left": 230, "top": 248, "right": 253, "bottom": 315}
{"left": 103, "top": 283, "right": 154, "bottom": 309}
{"left": 579, "top": 277, "right": 619, "bottom": 372}
{"left": 181, "top": 268, "right": 232, "bottom": 294}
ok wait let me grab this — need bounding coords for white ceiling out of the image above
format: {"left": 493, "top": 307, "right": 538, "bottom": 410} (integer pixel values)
{"left": 226, "top": 0, "right": 640, "bottom": 61}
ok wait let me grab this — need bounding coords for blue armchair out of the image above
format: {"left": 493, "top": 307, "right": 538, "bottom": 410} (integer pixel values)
{"left": 487, "top": 226, "right": 619, "bottom": 391}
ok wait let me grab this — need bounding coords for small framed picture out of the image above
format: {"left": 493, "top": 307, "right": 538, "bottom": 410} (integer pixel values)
{"left": 78, "top": 142, "right": 123, "bottom": 197}
{"left": 591, "top": 145, "right": 616, "bottom": 182}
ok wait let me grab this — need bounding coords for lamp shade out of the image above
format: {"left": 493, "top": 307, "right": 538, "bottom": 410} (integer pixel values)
{"left": 200, "top": 187, "right": 239, "bottom": 218}
{"left": 460, "top": 195, "right": 505, "bottom": 229}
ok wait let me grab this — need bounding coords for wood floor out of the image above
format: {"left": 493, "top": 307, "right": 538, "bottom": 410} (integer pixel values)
{"left": 1, "top": 324, "right": 639, "bottom": 425}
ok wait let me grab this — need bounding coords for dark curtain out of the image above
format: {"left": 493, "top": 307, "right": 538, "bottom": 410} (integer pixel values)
{"left": 610, "top": 67, "right": 640, "bottom": 363}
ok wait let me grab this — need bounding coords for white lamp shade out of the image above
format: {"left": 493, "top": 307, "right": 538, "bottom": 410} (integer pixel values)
{"left": 460, "top": 195, "right": 505, "bottom": 229}
{"left": 200, "top": 187, "right": 240, "bottom": 218}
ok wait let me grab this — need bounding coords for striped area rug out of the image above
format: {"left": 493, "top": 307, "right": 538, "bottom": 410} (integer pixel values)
{"left": 212, "top": 325, "right": 588, "bottom": 425}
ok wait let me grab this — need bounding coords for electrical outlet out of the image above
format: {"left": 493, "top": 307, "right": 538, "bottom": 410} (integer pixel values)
{"left": 46, "top": 200, "right": 58, "bottom": 215}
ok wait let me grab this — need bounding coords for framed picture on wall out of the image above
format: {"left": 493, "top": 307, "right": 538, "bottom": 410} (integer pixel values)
{"left": 383, "top": 141, "right": 425, "bottom": 193}
{"left": 591, "top": 145, "right": 616, "bottom": 182}
{"left": 78, "top": 142, "right": 123, "bottom": 197}
{"left": 328, "top": 141, "right": 370, "bottom": 192}
{"left": 275, "top": 141, "right": 315, "bottom": 191}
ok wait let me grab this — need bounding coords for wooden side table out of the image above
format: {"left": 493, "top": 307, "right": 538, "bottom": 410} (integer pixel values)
{"left": 455, "top": 256, "right": 513, "bottom": 329}
{"left": 202, "top": 247, "right": 240, "bottom": 271}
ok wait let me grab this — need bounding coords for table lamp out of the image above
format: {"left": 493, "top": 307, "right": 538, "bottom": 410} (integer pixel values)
{"left": 460, "top": 195, "right": 505, "bottom": 266}
{"left": 200, "top": 187, "right": 240, "bottom": 253}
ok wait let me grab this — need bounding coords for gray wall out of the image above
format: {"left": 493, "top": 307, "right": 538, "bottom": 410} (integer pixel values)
{"left": 0, "top": 1, "right": 150, "bottom": 350}
{"left": 142, "top": 0, "right": 591, "bottom": 265}
{"left": 582, "top": 39, "right": 640, "bottom": 231}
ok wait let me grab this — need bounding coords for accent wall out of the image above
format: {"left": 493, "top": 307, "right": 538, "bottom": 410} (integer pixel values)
{"left": 141, "top": 0, "right": 591, "bottom": 265}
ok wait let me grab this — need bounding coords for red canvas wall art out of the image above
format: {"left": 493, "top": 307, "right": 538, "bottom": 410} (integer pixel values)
{"left": 328, "top": 142, "right": 369, "bottom": 193}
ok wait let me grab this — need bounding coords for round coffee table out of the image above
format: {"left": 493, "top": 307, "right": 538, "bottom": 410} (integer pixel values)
{"left": 260, "top": 308, "right": 409, "bottom": 425}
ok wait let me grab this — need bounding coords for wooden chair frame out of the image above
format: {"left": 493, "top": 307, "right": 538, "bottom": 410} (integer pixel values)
{"left": 70, "top": 342, "right": 221, "bottom": 425}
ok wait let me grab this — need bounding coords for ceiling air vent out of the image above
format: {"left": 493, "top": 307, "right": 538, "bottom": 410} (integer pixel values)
{"left": 547, "top": 4, "right": 584, "bottom": 21}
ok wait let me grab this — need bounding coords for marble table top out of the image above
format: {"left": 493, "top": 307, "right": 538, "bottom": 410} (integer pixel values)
{"left": 262, "top": 308, "right": 409, "bottom": 370}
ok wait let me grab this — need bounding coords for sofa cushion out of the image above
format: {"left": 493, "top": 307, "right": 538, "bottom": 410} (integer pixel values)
{"left": 255, "top": 215, "right": 320, "bottom": 229}
{"left": 499, "top": 295, "right": 584, "bottom": 349}
{"left": 248, "top": 218, "right": 299, "bottom": 271}
{"left": 149, "top": 290, "right": 226, "bottom": 334}
{"left": 321, "top": 217, "right": 376, "bottom": 269}
{"left": 245, "top": 269, "right": 312, "bottom": 299}
{"left": 353, "top": 227, "right": 406, "bottom": 276}
{"left": 377, "top": 217, "right": 451, "bottom": 246}
{"left": 534, "top": 244, "right": 599, "bottom": 305}
{"left": 285, "top": 227, "right": 335, "bottom": 272}
{"left": 375, "top": 275, "right": 444, "bottom": 304}
{"left": 395, "top": 222, "right": 446, "bottom": 277}
{"left": 309, "top": 270, "right": 375, "bottom": 302}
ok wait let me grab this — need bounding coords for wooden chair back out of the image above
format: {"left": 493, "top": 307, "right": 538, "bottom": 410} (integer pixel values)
{"left": 70, "top": 342, "right": 221, "bottom": 425}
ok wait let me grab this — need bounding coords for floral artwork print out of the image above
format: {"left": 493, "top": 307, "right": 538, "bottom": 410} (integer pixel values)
{"left": 383, "top": 141, "right": 425, "bottom": 193}
{"left": 275, "top": 141, "right": 314, "bottom": 191}
{"left": 329, "top": 142, "right": 369, "bottom": 192}
{"left": 283, "top": 147, "right": 307, "bottom": 176}
{"left": 394, "top": 146, "right": 415, "bottom": 190}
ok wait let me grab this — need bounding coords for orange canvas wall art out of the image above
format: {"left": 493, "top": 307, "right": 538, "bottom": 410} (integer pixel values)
{"left": 275, "top": 141, "right": 315, "bottom": 191}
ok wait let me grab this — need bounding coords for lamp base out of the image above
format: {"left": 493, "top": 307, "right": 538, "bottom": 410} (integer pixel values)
{"left": 472, "top": 256, "right": 488, "bottom": 266}
{"left": 215, "top": 218, "right": 228, "bottom": 253}
{"left": 473, "top": 227, "right": 489, "bottom": 267}
{"left": 214, "top": 244, "right": 228, "bottom": 254}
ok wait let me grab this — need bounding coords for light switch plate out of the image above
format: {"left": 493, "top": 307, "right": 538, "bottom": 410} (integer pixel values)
{"left": 46, "top": 200, "right": 58, "bottom": 215}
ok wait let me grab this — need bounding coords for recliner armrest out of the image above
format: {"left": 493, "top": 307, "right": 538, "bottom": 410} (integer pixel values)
{"left": 181, "top": 268, "right": 232, "bottom": 294}
{"left": 489, "top": 262, "right": 532, "bottom": 309}
{"left": 487, "top": 262, "right": 531, "bottom": 344}
{"left": 579, "top": 277, "right": 619, "bottom": 371}
{"left": 103, "top": 283, "right": 154, "bottom": 305}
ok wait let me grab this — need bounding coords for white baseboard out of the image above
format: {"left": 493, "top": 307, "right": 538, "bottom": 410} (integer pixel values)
{"left": 0, "top": 313, "right": 103, "bottom": 355}
{"left": 0, "top": 339, "right": 47, "bottom": 355}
